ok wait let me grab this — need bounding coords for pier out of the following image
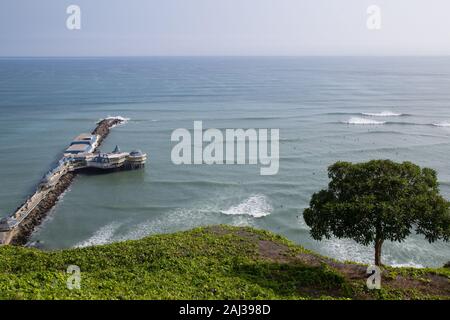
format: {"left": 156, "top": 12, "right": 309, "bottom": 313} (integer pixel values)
{"left": 0, "top": 117, "right": 147, "bottom": 246}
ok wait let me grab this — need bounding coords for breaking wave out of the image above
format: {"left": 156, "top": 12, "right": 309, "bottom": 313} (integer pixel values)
{"left": 221, "top": 194, "right": 272, "bottom": 218}
{"left": 390, "top": 262, "right": 425, "bottom": 268}
{"left": 74, "top": 222, "right": 122, "bottom": 248}
{"left": 432, "top": 122, "right": 450, "bottom": 127}
{"left": 99, "top": 115, "right": 131, "bottom": 127}
{"left": 362, "top": 111, "right": 403, "bottom": 117}
{"left": 344, "top": 119, "right": 450, "bottom": 127}
{"left": 72, "top": 195, "right": 271, "bottom": 246}
{"left": 344, "top": 117, "right": 386, "bottom": 125}
{"left": 104, "top": 115, "right": 130, "bottom": 122}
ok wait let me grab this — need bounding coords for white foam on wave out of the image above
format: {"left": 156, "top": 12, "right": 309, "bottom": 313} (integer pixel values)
{"left": 432, "top": 122, "right": 450, "bottom": 127}
{"left": 362, "top": 111, "right": 402, "bottom": 117}
{"left": 390, "top": 262, "right": 424, "bottom": 268}
{"left": 74, "top": 222, "right": 121, "bottom": 248}
{"left": 344, "top": 117, "right": 386, "bottom": 125}
{"left": 116, "top": 211, "right": 254, "bottom": 243}
{"left": 74, "top": 195, "right": 265, "bottom": 246}
{"left": 319, "top": 238, "right": 425, "bottom": 267}
{"left": 221, "top": 194, "right": 272, "bottom": 218}
{"left": 320, "top": 238, "right": 372, "bottom": 264}
{"left": 104, "top": 115, "right": 130, "bottom": 122}
{"left": 118, "top": 206, "right": 217, "bottom": 241}
{"left": 99, "top": 115, "right": 131, "bottom": 127}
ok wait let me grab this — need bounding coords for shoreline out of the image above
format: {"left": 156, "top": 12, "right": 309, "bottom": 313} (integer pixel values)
{"left": 2, "top": 118, "right": 123, "bottom": 246}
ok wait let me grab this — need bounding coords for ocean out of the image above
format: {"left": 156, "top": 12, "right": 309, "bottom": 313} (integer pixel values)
{"left": 0, "top": 56, "right": 449, "bottom": 267}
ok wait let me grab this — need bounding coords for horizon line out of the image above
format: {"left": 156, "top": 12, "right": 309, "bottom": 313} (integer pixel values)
{"left": 2, "top": 54, "right": 450, "bottom": 59}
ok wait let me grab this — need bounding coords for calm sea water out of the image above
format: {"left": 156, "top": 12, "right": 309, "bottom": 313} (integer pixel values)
{"left": 1, "top": 57, "right": 450, "bottom": 267}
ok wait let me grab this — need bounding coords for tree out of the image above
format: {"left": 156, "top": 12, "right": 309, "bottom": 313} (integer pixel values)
{"left": 303, "top": 160, "right": 450, "bottom": 266}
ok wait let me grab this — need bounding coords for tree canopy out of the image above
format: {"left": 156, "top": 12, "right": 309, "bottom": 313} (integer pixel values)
{"left": 303, "top": 160, "right": 450, "bottom": 266}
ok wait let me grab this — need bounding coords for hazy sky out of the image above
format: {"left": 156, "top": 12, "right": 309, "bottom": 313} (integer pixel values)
{"left": 1, "top": 0, "right": 450, "bottom": 56}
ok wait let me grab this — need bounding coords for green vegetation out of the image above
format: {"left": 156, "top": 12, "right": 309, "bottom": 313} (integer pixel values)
{"left": 0, "top": 225, "right": 449, "bottom": 300}
{"left": 304, "top": 160, "right": 450, "bottom": 266}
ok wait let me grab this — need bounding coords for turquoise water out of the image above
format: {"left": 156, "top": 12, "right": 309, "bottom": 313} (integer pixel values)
{"left": 1, "top": 57, "right": 450, "bottom": 267}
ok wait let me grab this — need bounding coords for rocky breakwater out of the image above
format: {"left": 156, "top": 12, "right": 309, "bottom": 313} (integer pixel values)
{"left": 92, "top": 117, "right": 124, "bottom": 148}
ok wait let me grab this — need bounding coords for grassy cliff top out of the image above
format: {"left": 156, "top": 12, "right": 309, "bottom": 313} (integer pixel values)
{"left": 0, "top": 225, "right": 449, "bottom": 300}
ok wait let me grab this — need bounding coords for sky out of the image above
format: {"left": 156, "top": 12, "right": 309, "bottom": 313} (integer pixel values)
{"left": 1, "top": 0, "right": 450, "bottom": 56}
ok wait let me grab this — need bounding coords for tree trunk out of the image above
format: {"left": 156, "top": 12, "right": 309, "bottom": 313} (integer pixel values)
{"left": 374, "top": 239, "right": 383, "bottom": 266}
